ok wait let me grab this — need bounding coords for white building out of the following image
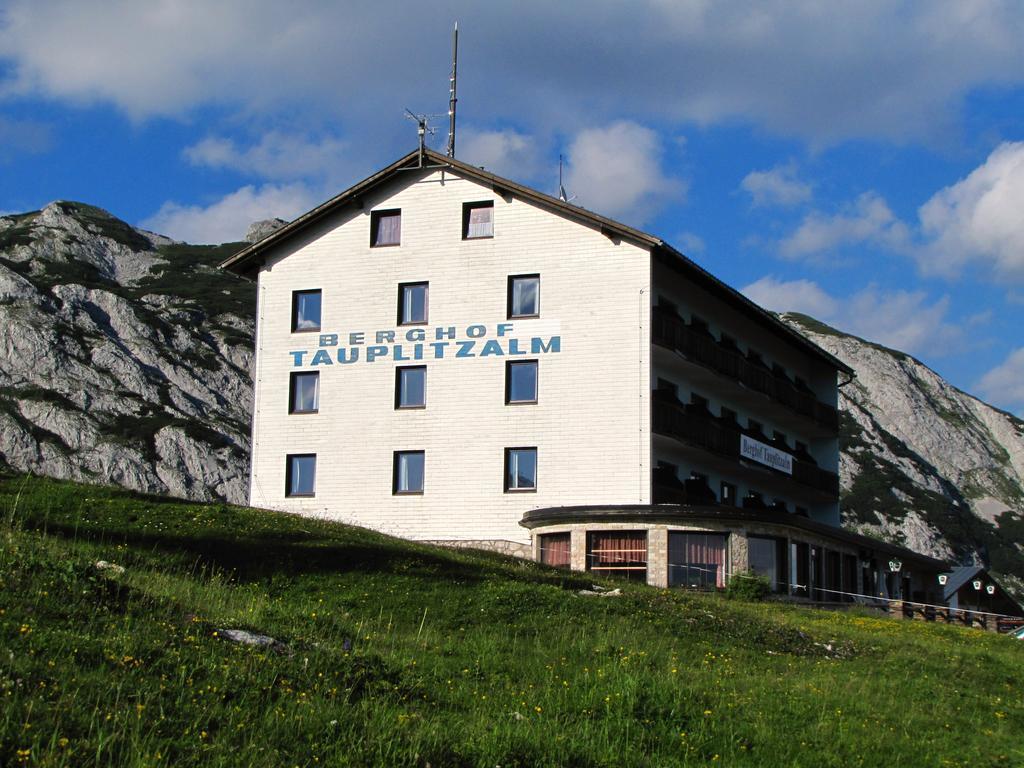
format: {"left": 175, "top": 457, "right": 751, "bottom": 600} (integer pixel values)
{"left": 222, "top": 147, "right": 951, "bottom": 602}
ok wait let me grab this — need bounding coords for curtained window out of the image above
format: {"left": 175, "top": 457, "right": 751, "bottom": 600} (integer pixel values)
{"left": 540, "top": 533, "right": 570, "bottom": 568}
{"left": 371, "top": 209, "right": 401, "bottom": 246}
{"left": 286, "top": 454, "right": 316, "bottom": 497}
{"left": 587, "top": 531, "right": 647, "bottom": 581}
{"left": 395, "top": 366, "right": 426, "bottom": 409}
{"left": 504, "top": 447, "right": 537, "bottom": 491}
{"left": 463, "top": 201, "right": 494, "bottom": 239}
{"left": 289, "top": 372, "right": 320, "bottom": 414}
{"left": 668, "top": 532, "right": 726, "bottom": 588}
{"left": 508, "top": 274, "right": 540, "bottom": 318}
{"left": 291, "top": 290, "right": 322, "bottom": 332}
{"left": 398, "top": 282, "right": 428, "bottom": 325}
{"left": 393, "top": 451, "right": 425, "bottom": 494}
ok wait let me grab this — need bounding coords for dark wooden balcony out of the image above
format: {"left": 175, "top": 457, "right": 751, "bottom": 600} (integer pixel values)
{"left": 652, "top": 308, "right": 839, "bottom": 431}
{"left": 652, "top": 399, "right": 839, "bottom": 496}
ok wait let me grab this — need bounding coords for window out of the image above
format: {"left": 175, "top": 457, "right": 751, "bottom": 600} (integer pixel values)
{"left": 286, "top": 454, "right": 316, "bottom": 497}
{"left": 289, "top": 372, "right": 319, "bottom": 414}
{"left": 505, "top": 447, "right": 537, "bottom": 491}
{"left": 393, "top": 451, "right": 425, "bottom": 494}
{"left": 371, "top": 209, "right": 401, "bottom": 246}
{"left": 720, "top": 481, "right": 737, "bottom": 506}
{"left": 395, "top": 366, "right": 426, "bottom": 409}
{"left": 463, "top": 201, "right": 494, "bottom": 239}
{"left": 398, "top": 282, "right": 428, "bottom": 325}
{"left": 291, "top": 290, "right": 322, "bottom": 332}
{"left": 539, "top": 532, "right": 570, "bottom": 568}
{"left": 587, "top": 531, "right": 647, "bottom": 581}
{"left": 668, "top": 532, "right": 726, "bottom": 588}
{"left": 507, "top": 274, "right": 540, "bottom": 318}
{"left": 505, "top": 360, "right": 538, "bottom": 404}
{"left": 749, "top": 536, "right": 787, "bottom": 592}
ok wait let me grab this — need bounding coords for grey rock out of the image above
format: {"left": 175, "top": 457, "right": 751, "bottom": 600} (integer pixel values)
{"left": 782, "top": 313, "right": 1024, "bottom": 592}
{"left": 0, "top": 201, "right": 253, "bottom": 504}
{"left": 245, "top": 218, "right": 288, "bottom": 244}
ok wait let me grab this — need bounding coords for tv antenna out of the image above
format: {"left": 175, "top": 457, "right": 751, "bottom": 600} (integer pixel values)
{"left": 405, "top": 109, "right": 439, "bottom": 165}
{"left": 558, "top": 155, "right": 576, "bottom": 203}
{"left": 447, "top": 22, "right": 458, "bottom": 157}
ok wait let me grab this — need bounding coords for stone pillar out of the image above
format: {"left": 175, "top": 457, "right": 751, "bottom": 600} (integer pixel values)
{"left": 889, "top": 600, "right": 905, "bottom": 620}
{"left": 647, "top": 528, "right": 668, "bottom": 588}
{"left": 729, "top": 529, "right": 749, "bottom": 585}
{"left": 570, "top": 528, "right": 587, "bottom": 573}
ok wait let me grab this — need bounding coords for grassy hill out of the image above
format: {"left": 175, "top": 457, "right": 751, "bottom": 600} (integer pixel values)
{"left": 1, "top": 474, "right": 1021, "bottom": 767}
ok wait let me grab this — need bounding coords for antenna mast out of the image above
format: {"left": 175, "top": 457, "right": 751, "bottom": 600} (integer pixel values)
{"left": 447, "top": 22, "right": 458, "bottom": 158}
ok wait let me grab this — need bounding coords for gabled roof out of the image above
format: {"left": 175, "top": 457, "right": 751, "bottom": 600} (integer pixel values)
{"left": 942, "top": 565, "right": 985, "bottom": 600}
{"left": 220, "top": 147, "right": 853, "bottom": 375}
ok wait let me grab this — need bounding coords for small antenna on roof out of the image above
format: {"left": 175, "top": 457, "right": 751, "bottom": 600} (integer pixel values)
{"left": 405, "top": 109, "right": 437, "bottom": 167}
{"left": 558, "top": 155, "right": 576, "bottom": 203}
{"left": 447, "top": 22, "right": 458, "bottom": 158}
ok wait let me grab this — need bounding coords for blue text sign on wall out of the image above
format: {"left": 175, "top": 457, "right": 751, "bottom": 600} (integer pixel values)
{"left": 289, "top": 322, "right": 562, "bottom": 367}
{"left": 740, "top": 435, "right": 793, "bottom": 475}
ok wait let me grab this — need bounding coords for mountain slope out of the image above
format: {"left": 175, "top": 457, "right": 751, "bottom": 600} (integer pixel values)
{"left": 782, "top": 312, "right": 1024, "bottom": 591}
{"left": 0, "top": 202, "right": 254, "bottom": 502}
{"left": 3, "top": 203, "right": 1024, "bottom": 592}
{"left": 2, "top": 473, "right": 1021, "bottom": 767}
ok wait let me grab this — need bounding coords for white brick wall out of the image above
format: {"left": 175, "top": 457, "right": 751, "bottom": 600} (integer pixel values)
{"left": 249, "top": 169, "right": 652, "bottom": 544}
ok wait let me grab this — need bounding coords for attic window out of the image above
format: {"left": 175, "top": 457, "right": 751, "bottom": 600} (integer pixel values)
{"left": 463, "top": 201, "right": 493, "bottom": 239}
{"left": 371, "top": 209, "right": 401, "bottom": 247}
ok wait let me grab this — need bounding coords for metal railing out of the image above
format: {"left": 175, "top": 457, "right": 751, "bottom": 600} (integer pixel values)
{"left": 652, "top": 309, "right": 839, "bottom": 431}
{"left": 652, "top": 399, "right": 839, "bottom": 495}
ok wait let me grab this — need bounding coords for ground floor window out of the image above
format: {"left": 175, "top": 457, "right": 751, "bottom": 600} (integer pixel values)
{"left": 748, "top": 536, "right": 787, "bottom": 592}
{"left": 586, "top": 531, "right": 647, "bottom": 581}
{"left": 791, "top": 541, "right": 809, "bottom": 597}
{"left": 668, "top": 532, "right": 726, "bottom": 588}
{"left": 539, "top": 533, "right": 570, "bottom": 568}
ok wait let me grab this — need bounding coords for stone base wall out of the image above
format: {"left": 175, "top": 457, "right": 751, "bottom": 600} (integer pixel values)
{"left": 425, "top": 539, "right": 532, "bottom": 559}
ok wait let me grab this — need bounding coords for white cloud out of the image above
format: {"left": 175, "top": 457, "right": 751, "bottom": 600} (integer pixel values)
{"left": 3, "top": 2, "right": 1024, "bottom": 144}
{"left": 917, "top": 141, "right": 1024, "bottom": 280}
{"left": 459, "top": 128, "right": 546, "bottom": 183}
{"left": 740, "top": 164, "right": 811, "bottom": 207}
{"left": 184, "top": 131, "right": 351, "bottom": 182}
{"left": 676, "top": 231, "right": 705, "bottom": 255}
{"left": 0, "top": 116, "right": 52, "bottom": 161}
{"left": 976, "top": 348, "right": 1024, "bottom": 415}
{"left": 779, "top": 192, "right": 911, "bottom": 260}
{"left": 564, "top": 121, "right": 684, "bottom": 226}
{"left": 140, "top": 183, "right": 318, "bottom": 244}
{"left": 742, "top": 276, "right": 964, "bottom": 356}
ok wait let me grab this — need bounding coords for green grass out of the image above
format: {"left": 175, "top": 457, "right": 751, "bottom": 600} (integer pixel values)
{"left": 1, "top": 474, "right": 1022, "bottom": 767}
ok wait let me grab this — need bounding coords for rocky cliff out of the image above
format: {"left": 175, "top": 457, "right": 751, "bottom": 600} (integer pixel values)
{"left": 782, "top": 313, "right": 1024, "bottom": 593}
{"left": 2, "top": 204, "right": 1023, "bottom": 590}
{"left": 0, "top": 202, "right": 254, "bottom": 502}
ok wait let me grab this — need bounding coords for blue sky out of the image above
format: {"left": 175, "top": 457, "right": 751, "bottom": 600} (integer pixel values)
{"left": 2, "top": 1, "right": 1024, "bottom": 415}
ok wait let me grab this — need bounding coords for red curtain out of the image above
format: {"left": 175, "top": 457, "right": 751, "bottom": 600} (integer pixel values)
{"left": 540, "top": 533, "right": 570, "bottom": 568}
{"left": 589, "top": 532, "right": 647, "bottom": 567}
{"left": 669, "top": 533, "right": 726, "bottom": 587}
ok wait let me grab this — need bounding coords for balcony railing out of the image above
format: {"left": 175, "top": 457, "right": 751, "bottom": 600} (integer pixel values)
{"left": 652, "top": 308, "right": 839, "bottom": 431}
{"left": 652, "top": 399, "right": 839, "bottom": 496}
